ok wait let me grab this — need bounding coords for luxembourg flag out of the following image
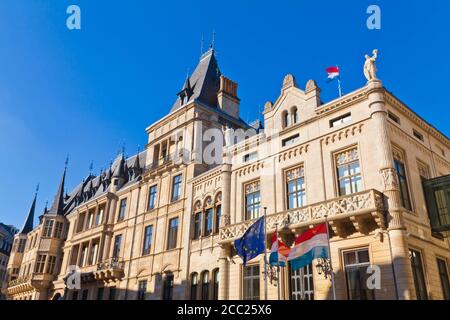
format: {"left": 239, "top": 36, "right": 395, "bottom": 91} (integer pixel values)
{"left": 288, "top": 223, "right": 330, "bottom": 271}
{"left": 269, "top": 233, "right": 291, "bottom": 267}
{"left": 326, "top": 66, "right": 340, "bottom": 82}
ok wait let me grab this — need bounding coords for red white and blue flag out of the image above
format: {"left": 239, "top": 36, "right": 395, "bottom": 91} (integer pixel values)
{"left": 326, "top": 66, "right": 340, "bottom": 82}
{"left": 288, "top": 223, "right": 329, "bottom": 271}
{"left": 269, "top": 233, "right": 291, "bottom": 267}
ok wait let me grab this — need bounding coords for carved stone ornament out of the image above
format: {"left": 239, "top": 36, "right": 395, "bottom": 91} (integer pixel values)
{"left": 380, "top": 168, "right": 399, "bottom": 191}
{"left": 282, "top": 74, "right": 297, "bottom": 89}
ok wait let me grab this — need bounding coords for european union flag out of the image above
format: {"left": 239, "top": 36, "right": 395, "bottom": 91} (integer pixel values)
{"left": 234, "top": 217, "right": 265, "bottom": 265}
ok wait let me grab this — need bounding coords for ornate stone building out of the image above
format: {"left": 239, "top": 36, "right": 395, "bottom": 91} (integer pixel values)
{"left": 5, "top": 48, "right": 450, "bottom": 300}
{"left": 0, "top": 223, "right": 18, "bottom": 299}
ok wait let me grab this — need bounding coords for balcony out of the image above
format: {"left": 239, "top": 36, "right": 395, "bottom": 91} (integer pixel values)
{"left": 93, "top": 258, "right": 125, "bottom": 282}
{"left": 7, "top": 275, "right": 33, "bottom": 295}
{"left": 219, "top": 189, "right": 385, "bottom": 243}
{"left": 144, "top": 149, "right": 190, "bottom": 174}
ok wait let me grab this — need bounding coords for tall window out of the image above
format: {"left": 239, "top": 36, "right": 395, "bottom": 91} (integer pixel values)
{"left": 46, "top": 255, "right": 57, "bottom": 274}
{"left": 245, "top": 181, "right": 261, "bottom": 220}
{"left": 190, "top": 273, "right": 198, "bottom": 300}
{"left": 148, "top": 185, "right": 158, "bottom": 210}
{"left": 283, "top": 111, "right": 291, "bottom": 128}
{"left": 167, "top": 218, "right": 178, "bottom": 250}
{"left": 35, "top": 254, "right": 47, "bottom": 273}
{"left": 214, "top": 204, "right": 222, "bottom": 234}
{"left": 43, "top": 220, "right": 54, "bottom": 237}
{"left": 292, "top": 107, "right": 298, "bottom": 124}
{"left": 290, "top": 263, "right": 314, "bottom": 300}
{"left": 286, "top": 167, "right": 306, "bottom": 209}
{"left": 95, "top": 207, "right": 104, "bottom": 226}
{"left": 204, "top": 208, "right": 213, "bottom": 236}
{"left": 17, "top": 239, "right": 26, "bottom": 253}
{"left": 171, "top": 175, "right": 182, "bottom": 202}
{"left": 162, "top": 273, "right": 174, "bottom": 300}
{"left": 201, "top": 271, "right": 210, "bottom": 300}
{"left": 142, "top": 225, "right": 153, "bottom": 255}
{"left": 213, "top": 269, "right": 219, "bottom": 300}
{"left": 437, "top": 258, "right": 450, "bottom": 300}
{"left": 343, "top": 249, "right": 374, "bottom": 300}
{"left": 336, "top": 148, "right": 362, "bottom": 196}
{"left": 137, "top": 280, "right": 147, "bottom": 300}
{"left": 394, "top": 159, "right": 412, "bottom": 211}
{"left": 243, "top": 265, "right": 260, "bottom": 300}
{"left": 112, "top": 234, "right": 122, "bottom": 259}
{"left": 54, "top": 221, "right": 64, "bottom": 238}
{"left": 409, "top": 249, "right": 428, "bottom": 300}
{"left": 193, "top": 212, "right": 202, "bottom": 240}
{"left": 87, "top": 211, "right": 94, "bottom": 229}
{"left": 117, "top": 198, "right": 127, "bottom": 221}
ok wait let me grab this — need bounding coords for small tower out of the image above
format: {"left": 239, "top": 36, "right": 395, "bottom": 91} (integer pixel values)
{"left": 111, "top": 153, "right": 127, "bottom": 192}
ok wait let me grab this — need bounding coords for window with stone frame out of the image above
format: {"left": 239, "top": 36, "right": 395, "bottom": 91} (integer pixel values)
{"left": 190, "top": 272, "right": 199, "bottom": 300}
{"left": 244, "top": 181, "right": 261, "bottom": 220}
{"left": 201, "top": 270, "right": 210, "bottom": 300}
{"left": 142, "top": 225, "right": 153, "bottom": 255}
{"left": 243, "top": 265, "right": 260, "bottom": 300}
{"left": 137, "top": 280, "right": 147, "bottom": 300}
{"left": 148, "top": 185, "right": 158, "bottom": 210}
{"left": 46, "top": 255, "right": 57, "bottom": 274}
{"left": 393, "top": 146, "right": 412, "bottom": 211}
{"left": 43, "top": 219, "right": 54, "bottom": 238}
{"left": 335, "top": 148, "right": 362, "bottom": 196}
{"left": 436, "top": 258, "right": 450, "bottom": 300}
{"left": 35, "top": 254, "right": 47, "bottom": 273}
{"left": 286, "top": 166, "right": 306, "bottom": 209}
{"left": 203, "top": 198, "right": 214, "bottom": 237}
{"left": 214, "top": 193, "right": 222, "bottom": 234}
{"left": 343, "top": 248, "right": 374, "bottom": 300}
{"left": 167, "top": 217, "right": 178, "bottom": 250}
{"left": 409, "top": 249, "right": 428, "bottom": 300}
{"left": 54, "top": 221, "right": 64, "bottom": 238}
{"left": 193, "top": 201, "right": 202, "bottom": 240}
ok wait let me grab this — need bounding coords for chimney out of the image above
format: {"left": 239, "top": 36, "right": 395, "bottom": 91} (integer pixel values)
{"left": 217, "top": 75, "right": 240, "bottom": 119}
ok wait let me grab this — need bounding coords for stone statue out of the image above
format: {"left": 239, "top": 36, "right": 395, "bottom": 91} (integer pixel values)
{"left": 364, "top": 49, "right": 378, "bottom": 81}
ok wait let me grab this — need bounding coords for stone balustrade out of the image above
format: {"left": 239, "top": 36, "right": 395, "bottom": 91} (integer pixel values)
{"left": 219, "top": 189, "right": 385, "bottom": 243}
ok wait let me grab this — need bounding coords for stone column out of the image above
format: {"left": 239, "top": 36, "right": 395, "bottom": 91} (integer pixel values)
{"left": 218, "top": 244, "right": 230, "bottom": 300}
{"left": 221, "top": 164, "right": 232, "bottom": 226}
{"left": 368, "top": 80, "right": 415, "bottom": 299}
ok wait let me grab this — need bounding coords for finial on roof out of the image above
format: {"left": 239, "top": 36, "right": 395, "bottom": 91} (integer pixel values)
{"left": 200, "top": 34, "right": 204, "bottom": 55}
{"left": 89, "top": 160, "right": 94, "bottom": 176}
{"left": 35, "top": 183, "right": 40, "bottom": 194}
{"left": 65, "top": 154, "right": 69, "bottom": 169}
{"left": 19, "top": 189, "right": 38, "bottom": 234}
{"left": 210, "top": 29, "right": 216, "bottom": 50}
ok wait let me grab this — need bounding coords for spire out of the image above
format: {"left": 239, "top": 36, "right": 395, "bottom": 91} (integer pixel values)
{"left": 19, "top": 185, "right": 38, "bottom": 234}
{"left": 47, "top": 164, "right": 67, "bottom": 216}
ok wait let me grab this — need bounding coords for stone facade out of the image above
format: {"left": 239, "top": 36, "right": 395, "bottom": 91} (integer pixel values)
{"left": 5, "top": 49, "right": 450, "bottom": 300}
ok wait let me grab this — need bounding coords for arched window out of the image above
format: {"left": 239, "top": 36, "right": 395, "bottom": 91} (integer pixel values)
{"left": 213, "top": 269, "right": 219, "bottom": 300}
{"left": 162, "top": 272, "right": 174, "bottom": 300}
{"left": 190, "top": 273, "right": 198, "bottom": 300}
{"left": 292, "top": 107, "right": 298, "bottom": 124}
{"left": 201, "top": 271, "right": 210, "bottom": 300}
{"left": 203, "top": 197, "right": 213, "bottom": 237}
{"left": 283, "top": 111, "right": 290, "bottom": 128}
{"left": 214, "top": 193, "right": 222, "bottom": 234}
{"left": 193, "top": 212, "right": 202, "bottom": 239}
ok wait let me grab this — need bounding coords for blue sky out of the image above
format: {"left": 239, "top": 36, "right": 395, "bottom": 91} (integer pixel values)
{"left": 0, "top": 0, "right": 449, "bottom": 228}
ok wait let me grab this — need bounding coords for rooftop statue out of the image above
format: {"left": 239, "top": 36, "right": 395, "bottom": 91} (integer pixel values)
{"left": 364, "top": 49, "right": 378, "bottom": 82}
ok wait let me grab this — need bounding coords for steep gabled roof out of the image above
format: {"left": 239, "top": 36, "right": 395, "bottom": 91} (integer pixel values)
{"left": 170, "top": 48, "right": 221, "bottom": 112}
{"left": 46, "top": 167, "right": 66, "bottom": 216}
{"left": 19, "top": 193, "right": 37, "bottom": 234}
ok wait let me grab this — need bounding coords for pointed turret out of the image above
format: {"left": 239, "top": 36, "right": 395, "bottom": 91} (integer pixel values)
{"left": 46, "top": 167, "right": 66, "bottom": 216}
{"left": 170, "top": 48, "right": 221, "bottom": 112}
{"left": 19, "top": 192, "right": 37, "bottom": 234}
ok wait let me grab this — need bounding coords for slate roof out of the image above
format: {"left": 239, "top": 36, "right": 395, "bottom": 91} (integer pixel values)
{"left": 170, "top": 48, "right": 221, "bottom": 112}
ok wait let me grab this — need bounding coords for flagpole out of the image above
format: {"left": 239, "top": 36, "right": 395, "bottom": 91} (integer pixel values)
{"left": 336, "top": 65, "right": 343, "bottom": 97}
{"left": 324, "top": 215, "right": 337, "bottom": 300}
{"left": 263, "top": 207, "right": 268, "bottom": 301}
{"left": 275, "top": 223, "right": 281, "bottom": 301}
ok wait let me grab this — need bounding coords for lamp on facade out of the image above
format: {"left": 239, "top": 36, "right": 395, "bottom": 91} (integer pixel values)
{"left": 315, "top": 257, "right": 333, "bottom": 279}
